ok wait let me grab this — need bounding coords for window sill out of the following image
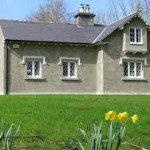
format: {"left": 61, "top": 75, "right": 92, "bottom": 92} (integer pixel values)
{"left": 129, "top": 42, "right": 143, "bottom": 45}
{"left": 24, "top": 77, "right": 45, "bottom": 80}
{"left": 121, "top": 77, "right": 147, "bottom": 81}
{"left": 123, "top": 50, "right": 147, "bottom": 54}
{"left": 61, "top": 77, "right": 80, "bottom": 81}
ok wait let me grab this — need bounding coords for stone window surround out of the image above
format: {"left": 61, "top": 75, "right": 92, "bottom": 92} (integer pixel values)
{"left": 120, "top": 57, "right": 147, "bottom": 81}
{"left": 21, "top": 56, "right": 47, "bottom": 80}
{"left": 21, "top": 56, "right": 47, "bottom": 65}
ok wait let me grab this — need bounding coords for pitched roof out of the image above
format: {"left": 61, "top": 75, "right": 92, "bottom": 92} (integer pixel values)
{"left": 93, "top": 11, "right": 139, "bottom": 43}
{"left": 0, "top": 11, "right": 149, "bottom": 44}
{"left": 0, "top": 20, "right": 105, "bottom": 44}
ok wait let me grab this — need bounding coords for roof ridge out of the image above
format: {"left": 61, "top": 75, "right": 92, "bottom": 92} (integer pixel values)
{"left": 0, "top": 19, "right": 108, "bottom": 27}
{"left": 108, "top": 11, "right": 138, "bottom": 26}
{"left": 0, "top": 19, "right": 76, "bottom": 26}
{"left": 0, "top": 19, "right": 49, "bottom": 25}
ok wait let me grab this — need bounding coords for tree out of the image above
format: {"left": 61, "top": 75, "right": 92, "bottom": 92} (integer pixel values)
{"left": 27, "top": 0, "right": 73, "bottom": 23}
{"left": 27, "top": 0, "right": 150, "bottom": 25}
{"left": 95, "top": 0, "right": 150, "bottom": 24}
{"left": 94, "top": 12, "right": 108, "bottom": 25}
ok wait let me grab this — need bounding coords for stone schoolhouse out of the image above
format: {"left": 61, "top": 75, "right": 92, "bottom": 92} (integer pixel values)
{"left": 0, "top": 4, "right": 150, "bottom": 94}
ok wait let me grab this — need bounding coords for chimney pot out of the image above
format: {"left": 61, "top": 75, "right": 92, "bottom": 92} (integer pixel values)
{"left": 85, "top": 4, "right": 90, "bottom": 13}
{"left": 80, "top": 4, "right": 84, "bottom": 13}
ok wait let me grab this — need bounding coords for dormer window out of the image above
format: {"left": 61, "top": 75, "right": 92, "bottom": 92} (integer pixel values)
{"left": 130, "top": 27, "right": 143, "bottom": 44}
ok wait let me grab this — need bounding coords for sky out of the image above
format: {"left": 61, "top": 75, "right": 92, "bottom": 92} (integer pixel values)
{"left": 0, "top": 0, "right": 110, "bottom": 20}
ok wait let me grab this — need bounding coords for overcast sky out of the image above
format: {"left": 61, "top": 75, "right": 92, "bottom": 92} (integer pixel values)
{"left": 0, "top": 0, "right": 109, "bottom": 20}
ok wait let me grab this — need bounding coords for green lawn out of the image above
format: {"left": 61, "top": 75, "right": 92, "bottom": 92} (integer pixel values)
{"left": 0, "top": 95, "right": 149, "bottom": 149}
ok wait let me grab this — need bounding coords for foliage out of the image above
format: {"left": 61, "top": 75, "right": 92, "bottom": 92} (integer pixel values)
{"left": 78, "top": 123, "right": 103, "bottom": 150}
{"left": 78, "top": 111, "right": 139, "bottom": 150}
{"left": 0, "top": 122, "right": 19, "bottom": 150}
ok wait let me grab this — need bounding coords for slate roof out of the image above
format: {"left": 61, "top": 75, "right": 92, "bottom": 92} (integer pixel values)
{"left": 0, "top": 11, "right": 148, "bottom": 44}
{"left": 0, "top": 20, "right": 106, "bottom": 44}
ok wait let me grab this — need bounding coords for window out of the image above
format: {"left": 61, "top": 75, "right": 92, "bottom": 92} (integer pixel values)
{"left": 21, "top": 56, "right": 46, "bottom": 80}
{"left": 58, "top": 57, "right": 81, "bottom": 80}
{"left": 130, "top": 27, "right": 142, "bottom": 44}
{"left": 62, "top": 61, "right": 77, "bottom": 78}
{"left": 123, "top": 61, "right": 143, "bottom": 78}
{"left": 26, "top": 60, "right": 42, "bottom": 78}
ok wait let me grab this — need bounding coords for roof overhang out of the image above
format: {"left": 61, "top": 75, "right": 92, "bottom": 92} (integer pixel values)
{"left": 5, "top": 39, "right": 98, "bottom": 47}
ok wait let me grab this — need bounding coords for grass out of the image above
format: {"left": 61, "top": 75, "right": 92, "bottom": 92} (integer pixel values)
{"left": 0, "top": 95, "right": 149, "bottom": 149}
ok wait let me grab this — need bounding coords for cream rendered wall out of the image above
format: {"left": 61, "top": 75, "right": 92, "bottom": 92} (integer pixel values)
{"left": 102, "top": 18, "right": 150, "bottom": 94}
{"left": 123, "top": 17, "right": 147, "bottom": 53}
{"left": 7, "top": 43, "right": 98, "bottom": 94}
{"left": 0, "top": 27, "right": 6, "bottom": 94}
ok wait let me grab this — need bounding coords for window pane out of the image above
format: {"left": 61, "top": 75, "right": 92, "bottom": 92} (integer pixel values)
{"left": 130, "top": 28, "right": 142, "bottom": 43}
{"left": 136, "top": 28, "right": 141, "bottom": 43}
{"left": 123, "top": 62, "right": 128, "bottom": 77}
{"left": 70, "top": 62, "right": 75, "bottom": 77}
{"left": 130, "top": 62, "right": 135, "bottom": 77}
{"left": 130, "top": 28, "right": 135, "bottom": 42}
{"left": 27, "top": 61, "right": 33, "bottom": 76}
{"left": 63, "top": 62, "right": 68, "bottom": 77}
{"left": 136, "top": 62, "right": 142, "bottom": 77}
{"left": 34, "top": 61, "right": 40, "bottom": 76}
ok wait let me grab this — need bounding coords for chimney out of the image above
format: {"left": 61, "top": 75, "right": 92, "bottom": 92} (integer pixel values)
{"left": 75, "top": 4, "right": 95, "bottom": 26}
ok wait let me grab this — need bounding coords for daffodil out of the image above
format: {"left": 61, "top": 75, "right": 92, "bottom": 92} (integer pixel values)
{"left": 118, "top": 112, "right": 128, "bottom": 123}
{"left": 105, "top": 110, "right": 116, "bottom": 121}
{"left": 131, "top": 115, "right": 139, "bottom": 124}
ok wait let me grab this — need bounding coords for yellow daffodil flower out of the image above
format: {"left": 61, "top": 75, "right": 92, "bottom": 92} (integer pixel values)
{"left": 105, "top": 110, "right": 116, "bottom": 121}
{"left": 131, "top": 115, "right": 139, "bottom": 124}
{"left": 118, "top": 112, "right": 128, "bottom": 123}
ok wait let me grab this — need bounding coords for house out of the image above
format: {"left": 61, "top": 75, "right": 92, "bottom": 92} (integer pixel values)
{"left": 0, "top": 4, "right": 150, "bottom": 95}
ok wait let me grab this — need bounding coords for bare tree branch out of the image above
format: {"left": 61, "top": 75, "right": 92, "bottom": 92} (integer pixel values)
{"left": 27, "top": 0, "right": 73, "bottom": 23}
{"left": 100, "top": 0, "right": 150, "bottom": 24}
{"left": 26, "top": 0, "right": 150, "bottom": 25}
{"left": 118, "top": 0, "right": 128, "bottom": 16}
{"left": 95, "top": 12, "right": 108, "bottom": 25}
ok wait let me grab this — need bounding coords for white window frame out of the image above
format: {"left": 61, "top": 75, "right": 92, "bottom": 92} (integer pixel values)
{"left": 26, "top": 60, "right": 42, "bottom": 78}
{"left": 123, "top": 61, "right": 143, "bottom": 79}
{"left": 59, "top": 57, "right": 81, "bottom": 80}
{"left": 62, "top": 61, "right": 77, "bottom": 79}
{"left": 129, "top": 27, "right": 143, "bottom": 44}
